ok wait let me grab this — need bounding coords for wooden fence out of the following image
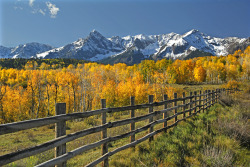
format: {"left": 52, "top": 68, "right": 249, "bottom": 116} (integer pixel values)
{"left": 0, "top": 88, "right": 238, "bottom": 167}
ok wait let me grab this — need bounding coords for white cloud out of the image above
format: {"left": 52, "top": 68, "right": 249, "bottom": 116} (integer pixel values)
{"left": 14, "top": 0, "right": 60, "bottom": 18}
{"left": 30, "top": 8, "right": 45, "bottom": 16}
{"left": 14, "top": 6, "right": 23, "bottom": 10}
{"left": 29, "top": 0, "right": 35, "bottom": 7}
{"left": 39, "top": 9, "right": 46, "bottom": 16}
{"left": 46, "top": 2, "right": 60, "bottom": 18}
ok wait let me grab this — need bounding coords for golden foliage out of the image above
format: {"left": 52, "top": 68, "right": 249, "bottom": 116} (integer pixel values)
{"left": 0, "top": 47, "right": 249, "bottom": 123}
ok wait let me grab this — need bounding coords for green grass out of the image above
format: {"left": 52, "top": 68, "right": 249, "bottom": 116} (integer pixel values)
{"left": 0, "top": 107, "right": 153, "bottom": 166}
{"left": 0, "top": 126, "right": 55, "bottom": 166}
{"left": 1, "top": 83, "right": 249, "bottom": 166}
{"left": 109, "top": 93, "right": 250, "bottom": 167}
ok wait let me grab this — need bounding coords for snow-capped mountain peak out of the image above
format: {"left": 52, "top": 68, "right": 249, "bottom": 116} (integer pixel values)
{"left": 0, "top": 30, "right": 249, "bottom": 65}
{"left": 88, "top": 29, "right": 106, "bottom": 40}
{"left": 183, "top": 29, "right": 201, "bottom": 36}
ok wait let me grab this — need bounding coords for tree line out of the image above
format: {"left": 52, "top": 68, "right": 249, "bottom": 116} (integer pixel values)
{"left": 0, "top": 46, "right": 249, "bottom": 123}
{"left": 0, "top": 58, "right": 89, "bottom": 69}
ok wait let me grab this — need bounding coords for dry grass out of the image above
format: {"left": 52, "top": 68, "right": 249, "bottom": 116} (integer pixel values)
{"left": 202, "top": 145, "right": 234, "bottom": 167}
{"left": 216, "top": 92, "right": 250, "bottom": 148}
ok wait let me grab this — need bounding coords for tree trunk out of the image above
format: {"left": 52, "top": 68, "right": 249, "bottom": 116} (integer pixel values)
{"left": 36, "top": 82, "right": 42, "bottom": 119}
{"left": 47, "top": 86, "right": 50, "bottom": 116}
{"left": 73, "top": 88, "right": 76, "bottom": 113}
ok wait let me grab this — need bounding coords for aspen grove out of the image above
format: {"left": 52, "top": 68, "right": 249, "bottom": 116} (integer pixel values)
{"left": 0, "top": 46, "right": 249, "bottom": 123}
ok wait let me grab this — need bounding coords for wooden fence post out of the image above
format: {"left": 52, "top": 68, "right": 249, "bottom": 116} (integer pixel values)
{"left": 199, "top": 91, "right": 202, "bottom": 113}
{"left": 210, "top": 90, "right": 213, "bottom": 107}
{"left": 214, "top": 90, "right": 216, "bottom": 104}
{"left": 207, "top": 90, "right": 209, "bottom": 110}
{"left": 216, "top": 89, "right": 220, "bottom": 100}
{"left": 215, "top": 89, "right": 217, "bottom": 103}
{"left": 210, "top": 90, "right": 212, "bottom": 107}
{"left": 163, "top": 94, "right": 168, "bottom": 130}
{"left": 194, "top": 91, "right": 197, "bottom": 113}
{"left": 130, "top": 96, "right": 135, "bottom": 144}
{"left": 205, "top": 90, "right": 208, "bottom": 112}
{"left": 211, "top": 90, "right": 213, "bottom": 105}
{"left": 203, "top": 91, "right": 206, "bottom": 113}
{"left": 216, "top": 89, "right": 220, "bottom": 103}
{"left": 216, "top": 89, "right": 217, "bottom": 102}
{"left": 55, "top": 103, "right": 66, "bottom": 167}
{"left": 189, "top": 92, "right": 193, "bottom": 116}
{"left": 208, "top": 90, "right": 211, "bottom": 109}
{"left": 101, "top": 99, "right": 108, "bottom": 167}
{"left": 148, "top": 95, "right": 154, "bottom": 141}
{"left": 223, "top": 88, "right": 226, "bottom": 97}
{"left": 219, "top": 89, "right": 221, "bottom": 99}
{"left": 216, "top": 89, "right": 218, "bottom": 103}
{"left": 182, "top": 92, "right": 186, "bottom": 118}
{"left": 174, "top": 93, "right": 178, "bottom": 122}
{"left": 212, "top": 90, "right": 215, "bottom": 105}
{"left": 217, "top": 89, "right": 220, "bottom": 100}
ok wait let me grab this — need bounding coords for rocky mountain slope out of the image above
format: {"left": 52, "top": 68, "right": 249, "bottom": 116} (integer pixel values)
{"left": 0, "top": 43, "right": 53, "bottom": 59}
{"left": 1, "top": 30, "right": 249, "bottom": 65}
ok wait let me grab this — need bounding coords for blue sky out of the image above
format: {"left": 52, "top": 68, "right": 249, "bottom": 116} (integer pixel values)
{"left": 0, "top": 0, "right": 249, "bottom": 47}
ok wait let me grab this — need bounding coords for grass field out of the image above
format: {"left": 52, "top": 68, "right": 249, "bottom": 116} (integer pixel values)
{"left": 1, "top": 83, "right": 249, "bottom": 166}
{"left": 109, "top": 91, "right": 250, "bottom": 166}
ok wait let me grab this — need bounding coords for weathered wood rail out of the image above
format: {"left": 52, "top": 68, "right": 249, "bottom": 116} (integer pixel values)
{"left": 0, "top": 88, "right": 238, "bottom": 167}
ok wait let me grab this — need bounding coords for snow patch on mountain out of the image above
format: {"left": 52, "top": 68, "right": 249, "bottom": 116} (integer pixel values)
{"left": 141, "top": 42, "right": 159, "bottom": 55}
{"left": 37, "top": 46, "right": 64, "bottom": 58}
{"left": 0, "top": 29, "right": 249, "bottom": 62}
{"left": 90, "top": 51, "right": 123, "bottom": 61}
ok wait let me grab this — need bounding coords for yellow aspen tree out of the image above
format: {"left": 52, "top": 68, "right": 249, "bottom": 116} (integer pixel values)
{"left": 194, "top": 66, "right": 206, "bottom": 83}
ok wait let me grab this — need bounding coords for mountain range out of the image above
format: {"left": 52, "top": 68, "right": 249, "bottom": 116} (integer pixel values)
{"left": 1, "top": 29, "right": 249, "bottom": 65}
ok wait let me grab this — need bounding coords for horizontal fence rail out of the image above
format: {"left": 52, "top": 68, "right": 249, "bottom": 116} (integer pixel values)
{"left": 0, "top": 88, "right": 239, "bottom": 166}
{"left": 0, "top": 99, "right": 190, "bottom": 135}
